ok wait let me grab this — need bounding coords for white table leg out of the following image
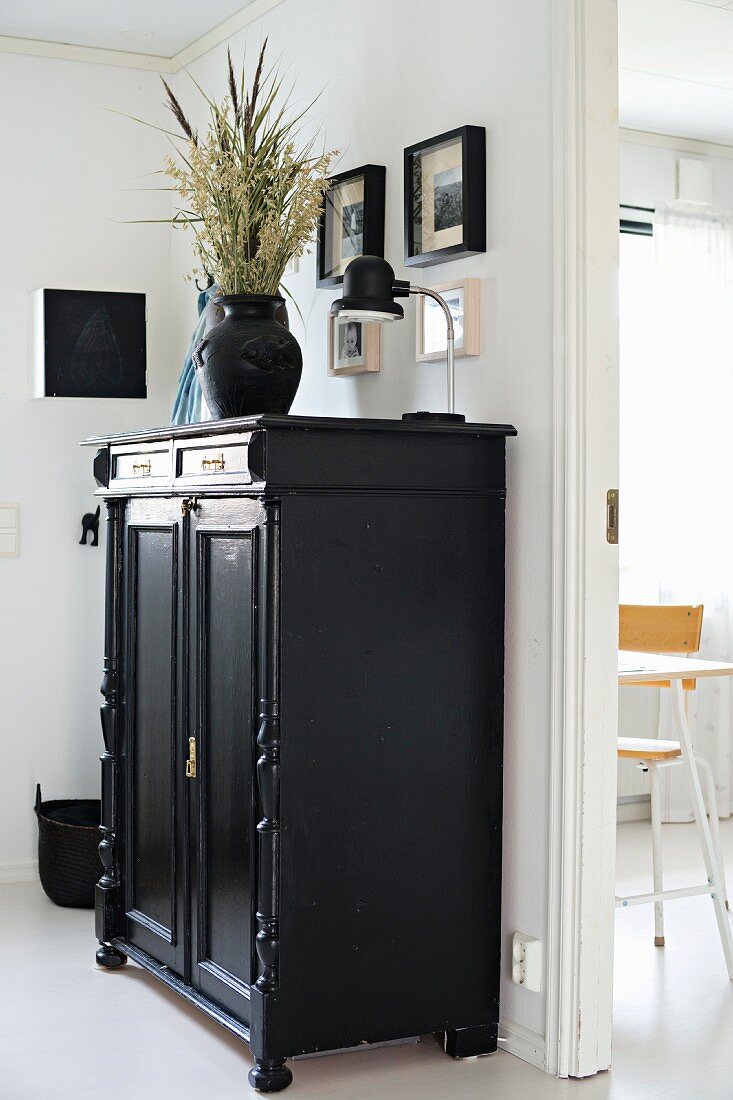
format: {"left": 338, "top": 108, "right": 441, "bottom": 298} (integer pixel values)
{"left": 649, "top": 761, "right": 665, "bottom": 946}
{"left": 670, "top": 680, "right": 733, "bottom": 979}
{"left": 694, "top": 750, "right": 729, "bottom": 911}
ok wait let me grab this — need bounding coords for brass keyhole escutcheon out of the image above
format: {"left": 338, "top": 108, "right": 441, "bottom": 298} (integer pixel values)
{"left": 186, "top": 737, "right": 197, "bottom": 779}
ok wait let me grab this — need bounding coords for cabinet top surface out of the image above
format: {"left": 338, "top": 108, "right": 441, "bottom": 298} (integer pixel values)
{"left": 81, "top": 413, "right": 517, "bottom": 448}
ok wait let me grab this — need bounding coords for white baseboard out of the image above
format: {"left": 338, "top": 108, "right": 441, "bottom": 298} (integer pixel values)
{"left": 617, "top": 796, "right": 651, "bottom": 824}
{"left": 0, "top": 860, "right": 38, "bottom": 884}
{"left": 498, "top": 1018, "right": 546, "bottom": 1071}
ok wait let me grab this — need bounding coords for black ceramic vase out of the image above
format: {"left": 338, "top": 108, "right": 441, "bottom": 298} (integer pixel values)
{"left": 193, "top": 294, "right": 302, "bottom": 419}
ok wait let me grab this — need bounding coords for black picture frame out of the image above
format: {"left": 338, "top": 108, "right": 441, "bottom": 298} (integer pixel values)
{"left": 34, "top": 288, "right": 147, "bottom": 398}
{"left": 316, "top": 164, "right": 386, "bottom": 288}
{"left": 404, "top": 125, "right": 486, "bottom": 268}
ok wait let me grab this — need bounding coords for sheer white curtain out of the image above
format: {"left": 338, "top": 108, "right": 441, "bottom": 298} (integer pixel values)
{"left": 620, "top": 203, "right": 733, "bottom": 821}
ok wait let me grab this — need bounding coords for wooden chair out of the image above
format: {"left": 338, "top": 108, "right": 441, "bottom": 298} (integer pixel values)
{"left": 618, "top": 604, "right": 728, "bottom": 946}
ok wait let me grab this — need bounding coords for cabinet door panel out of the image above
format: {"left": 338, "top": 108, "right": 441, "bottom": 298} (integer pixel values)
{"left": 122, "top": 502, "right": 185, "bottom": 974}
{"left": 189, "top": 499, "right": 263, "bottom": 1020}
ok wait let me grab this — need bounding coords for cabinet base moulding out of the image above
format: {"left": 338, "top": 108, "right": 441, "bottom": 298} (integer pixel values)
{"left": 116, "top": 941, "right": 252, "bottom": 1042}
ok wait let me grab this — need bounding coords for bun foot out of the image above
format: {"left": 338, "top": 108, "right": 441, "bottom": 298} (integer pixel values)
{"left": 442, "top": 1023, "right": 497, "bottom": 1058}
{"left": 96, "top": 943, "right": 127, "bottom": 969}
{"left": 248, "top": 1059, "right": 293, "bottom": 1093}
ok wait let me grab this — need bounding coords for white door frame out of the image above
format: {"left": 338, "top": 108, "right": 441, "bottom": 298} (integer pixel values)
{"left": 545, "top": 0, "right": 620, "bottom": 1079}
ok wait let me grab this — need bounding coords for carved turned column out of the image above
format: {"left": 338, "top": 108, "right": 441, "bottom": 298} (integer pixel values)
{"left": 254, "top": 502, "right": 282, "bottom": 994}
{"left": 249, "top": 501, "right": 291, "bottom": 1092}
{"left": 95, "top": 498, "right": 127, "bottom": 968}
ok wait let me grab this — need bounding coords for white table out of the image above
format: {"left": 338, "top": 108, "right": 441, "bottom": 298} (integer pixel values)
{"left": 618, "top": 653, "right": 733, "bottom": 977}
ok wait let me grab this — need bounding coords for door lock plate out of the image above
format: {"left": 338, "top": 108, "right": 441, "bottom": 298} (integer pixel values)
{"left": 606, "top": 489, "right": 619, "bottom": 544}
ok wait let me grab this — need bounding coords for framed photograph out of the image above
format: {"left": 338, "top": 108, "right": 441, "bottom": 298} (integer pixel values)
{"left": 404, "top": 126, "right": 486, "bottom": 268}
{"left": 327, "top": 314, "right": 381, "bottom": 376}
{"left": 317, "top": 164, "right": 386, "bottom": 287}
{"left": 416, "top": 278, "right": 481, "bottom": 362}
{"left": 33, "top": 288, "right": 147, "bottom": 398}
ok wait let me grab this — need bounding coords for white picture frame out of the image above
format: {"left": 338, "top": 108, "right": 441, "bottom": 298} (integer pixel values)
{"left": 327, "top": 314, "right": 381, "bottom": 376}
{"left": 415, "top": 277, "right": 481, "bottom": 362}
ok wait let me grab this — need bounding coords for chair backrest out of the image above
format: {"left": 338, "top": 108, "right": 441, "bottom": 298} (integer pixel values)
{"left": 619, "top": 604, "right": 704, "bottom": 655}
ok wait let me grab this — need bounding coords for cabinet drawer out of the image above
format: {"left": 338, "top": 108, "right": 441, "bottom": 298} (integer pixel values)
{"left": 175, "top": 435, "right": 252, "bottom": 485}
{"left": 111, "top": 446, "right": 171, "bottom": 484}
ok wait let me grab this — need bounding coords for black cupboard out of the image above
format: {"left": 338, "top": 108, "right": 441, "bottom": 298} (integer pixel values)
{"left": 85, "top": 414, "right": 516, "bottom": 1092}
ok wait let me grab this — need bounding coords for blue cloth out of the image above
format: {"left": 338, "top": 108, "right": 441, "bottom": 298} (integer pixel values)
{"left": 170, "top": 286, "right": 218, "bottom": 425}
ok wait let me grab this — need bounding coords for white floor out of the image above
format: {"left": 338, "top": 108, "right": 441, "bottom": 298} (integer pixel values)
{"left": 3, "top": 821, "right": 733, "bottom": 1098}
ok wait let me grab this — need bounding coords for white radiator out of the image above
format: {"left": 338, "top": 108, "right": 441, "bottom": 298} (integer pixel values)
{"left": 617, "top": 685, "right": 660, "bottom": 799}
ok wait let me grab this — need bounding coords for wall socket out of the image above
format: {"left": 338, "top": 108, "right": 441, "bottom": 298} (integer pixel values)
{"left": 511, "top": 932, "right": 542, "bottom": 992}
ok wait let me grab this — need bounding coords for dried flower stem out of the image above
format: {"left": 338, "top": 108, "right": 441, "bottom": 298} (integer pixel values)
{"left": 158, "top": 42, "right": 336, "bottom": 296}
{"left": 162, "top": 80, "right": 197, "bottom": 145}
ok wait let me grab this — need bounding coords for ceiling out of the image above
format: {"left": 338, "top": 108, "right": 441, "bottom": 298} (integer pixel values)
{"left": 620, "top": 0, "right": 733, "bottom": 145}
{"left": 0, "top": 0, "right": 267, "bottom": 67}
{"left": 1, "top": 0, "right": 732, "bottom": 139}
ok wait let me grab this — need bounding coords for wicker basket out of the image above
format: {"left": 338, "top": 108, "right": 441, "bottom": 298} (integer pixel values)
{"left": 34, "top": 784, "right": 102, "bottom": 908}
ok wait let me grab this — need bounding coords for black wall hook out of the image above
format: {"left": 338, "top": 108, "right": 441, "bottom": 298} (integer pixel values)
{"left": 80, "top": 504, "right": 100, "bottom": 546}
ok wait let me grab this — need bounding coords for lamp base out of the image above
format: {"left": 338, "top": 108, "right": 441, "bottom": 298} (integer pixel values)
{"left": 401, "top": 411, "right": 466, "bottom": 423}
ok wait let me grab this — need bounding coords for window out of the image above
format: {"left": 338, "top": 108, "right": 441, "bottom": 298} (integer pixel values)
{"left": 619, "top": 227, "right": 658, "bottom": 602}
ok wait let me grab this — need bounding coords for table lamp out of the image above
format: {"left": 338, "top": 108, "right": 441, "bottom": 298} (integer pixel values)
{"left": 330, "top": 255, "right": 465, "bottom": 423}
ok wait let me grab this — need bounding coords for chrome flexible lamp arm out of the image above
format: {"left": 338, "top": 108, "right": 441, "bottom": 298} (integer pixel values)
{"left": 410, "top": 286, "right": 455, "bottom": 415}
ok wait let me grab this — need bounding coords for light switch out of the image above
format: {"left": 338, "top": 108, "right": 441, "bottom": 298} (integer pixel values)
{"left": 0, "top": 503, "right": 19, "bottom": 557}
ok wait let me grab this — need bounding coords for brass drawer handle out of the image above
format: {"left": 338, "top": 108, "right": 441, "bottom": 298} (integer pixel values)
{"left": 132, "top": 460, "right": 152, "bottom": 476}
{"left": 201, "top": 453, "right": 225, "bottom": 472}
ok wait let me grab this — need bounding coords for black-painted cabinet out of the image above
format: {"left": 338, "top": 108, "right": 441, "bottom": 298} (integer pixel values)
{"left": 86, "top": 415, "right": 516, "bottom": 1093}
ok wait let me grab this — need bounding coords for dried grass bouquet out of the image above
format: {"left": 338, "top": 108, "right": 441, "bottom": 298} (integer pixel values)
{"left": 159, "top": 41, "right": 336, "bottom": 296}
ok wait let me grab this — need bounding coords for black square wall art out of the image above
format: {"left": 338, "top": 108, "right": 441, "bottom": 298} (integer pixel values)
{"left": 33, "top": 289, "right": 147, "bottom": 398}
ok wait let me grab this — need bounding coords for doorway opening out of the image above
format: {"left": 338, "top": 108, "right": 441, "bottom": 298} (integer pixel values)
{"left": 613, "top": 3, "right": 733, "bottom": 1089}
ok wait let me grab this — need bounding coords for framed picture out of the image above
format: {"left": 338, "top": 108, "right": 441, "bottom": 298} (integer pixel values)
{"left": 33, "top": 288, "right": 147, "bottom": 398}
{"left": 327, "top": 314, "right": 381, "bottom": 376}
{"left": 416, "top": 278, "right": 481, "bottom": 362}
{"left": 317, "top": 164, "right": 386, "bottom": 287}
{"left": 404, "top": 126, "right": 486, "bottom": 268}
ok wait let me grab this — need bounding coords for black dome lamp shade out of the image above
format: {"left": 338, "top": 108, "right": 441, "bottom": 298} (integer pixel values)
{"left": 329, "top": 256, "right": 408, "bottom": 322}
{"left": 330, "top": 256, "right": 466, "bottom": 422}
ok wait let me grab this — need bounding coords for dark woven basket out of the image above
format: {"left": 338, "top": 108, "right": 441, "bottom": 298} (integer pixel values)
{"left": 34, "top": 784, "right": 102, "bottom": 908}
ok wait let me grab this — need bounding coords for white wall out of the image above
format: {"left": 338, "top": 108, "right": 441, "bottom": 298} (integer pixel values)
{"left": 0, "top": 54, "right": 177, "bottom": 878}
{"left": 0, "top": 0, "right": 558, "bottom": 1046}
{"left": 169, "top": 0, "right": 555, "bottom": 1039}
